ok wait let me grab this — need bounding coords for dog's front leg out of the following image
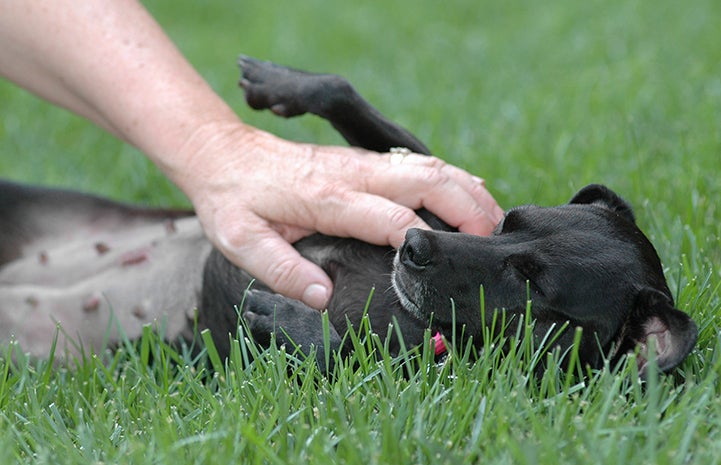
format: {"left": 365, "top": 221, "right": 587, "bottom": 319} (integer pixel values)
{"left": 238, "top": 56, "right": 431, "bottom": 155}
{"left": 241, "top": 289, "right": 343, "bottom": 373}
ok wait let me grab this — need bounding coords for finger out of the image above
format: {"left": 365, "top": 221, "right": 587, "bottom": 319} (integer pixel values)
{"left": 305, "top": 189, "right": 431, "bottom": 248}
{"left": 269, "top": 223, "right": 316, "bottom": 244}
{"left": 391, "top": 154, "right": 506, "bottom": 230}
{"left": 364, "top": 154, "right": 503, "bottom": 235}
{"left": 218, "top": 224, "right": 333, "bottom": 310}
{"left": 438, "top": 163, "right": 506, "bottom": 231}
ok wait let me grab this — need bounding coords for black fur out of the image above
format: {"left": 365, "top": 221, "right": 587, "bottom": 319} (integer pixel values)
{"left": 0, "top": 57, "right": 697, "bottom": 378}
{"left": 200, "top": 57, "right": 697, "bottom": 376}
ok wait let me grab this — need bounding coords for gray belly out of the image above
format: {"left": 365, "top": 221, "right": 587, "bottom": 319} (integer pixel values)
{"left": 0, "top": 217, "right": 212, "bottom": 359}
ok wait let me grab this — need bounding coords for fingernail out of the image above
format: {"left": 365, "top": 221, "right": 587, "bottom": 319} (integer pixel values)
{"left": 303, "top": 283, "right": 330, "bottom": 310}
{"left": 472, "top": 176, "right": 486, "bottom": 186}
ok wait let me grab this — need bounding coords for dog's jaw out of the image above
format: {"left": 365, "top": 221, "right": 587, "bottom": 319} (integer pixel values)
{"left": 392, "top": 272, "right": 448, "bottom": 356}
{"left": 390, "top": 264, "right": 426, "bottom": 321}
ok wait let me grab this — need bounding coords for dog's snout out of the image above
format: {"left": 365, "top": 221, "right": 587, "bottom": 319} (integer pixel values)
{"left": 399, "top": 228, "right": 433, "bottom": 270}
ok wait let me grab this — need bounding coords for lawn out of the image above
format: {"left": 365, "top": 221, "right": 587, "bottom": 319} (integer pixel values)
{"left": 1, "top": 0, "right": 720, "bottom": 463}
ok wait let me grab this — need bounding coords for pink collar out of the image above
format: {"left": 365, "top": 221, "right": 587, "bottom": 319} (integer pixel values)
{"left": 432, "top": 332, "right": 447, "bottom": 356}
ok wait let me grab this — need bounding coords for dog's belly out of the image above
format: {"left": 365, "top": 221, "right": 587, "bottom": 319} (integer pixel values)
{"left": 0, "top": 217, "right": 212, "bottom": 359}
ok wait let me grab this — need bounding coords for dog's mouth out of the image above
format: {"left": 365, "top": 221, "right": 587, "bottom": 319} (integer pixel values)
{"left": 391, "top": 268, "right": 425, "bottom": 321}
{"left": 391, "top": 271, "right": 422, "bottom": 317}
{"left": 392, "top": 269, "right": 449, "bottom": 356}
{"left": 391, "top": 253, "right": 456, "bottom": 328}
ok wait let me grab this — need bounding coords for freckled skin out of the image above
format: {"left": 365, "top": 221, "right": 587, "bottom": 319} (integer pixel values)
{"left": 0, "top": 58, "right": 698, "bottom": 375}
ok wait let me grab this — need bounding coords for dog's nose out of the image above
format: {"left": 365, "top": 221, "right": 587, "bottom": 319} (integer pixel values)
{"left": 399, "top": 228, "right": 433, "bottom": 270}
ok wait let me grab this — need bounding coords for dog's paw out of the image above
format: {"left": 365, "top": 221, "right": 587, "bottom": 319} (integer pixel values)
{"left": 241, "top": 289, "right": 342, "bottom": 359}
{"left": 238, "top": 55, "right": 353, "bottom": 120}
{"left": 240, "top": 290, "right": 280, "bottom": 347}
{"left": 238, "top": 55, "right": 311, "bottom": 117}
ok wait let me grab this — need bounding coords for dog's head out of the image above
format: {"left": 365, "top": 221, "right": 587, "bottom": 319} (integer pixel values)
{"left": 392, "top": 184, "right": 698, "bottom": 375}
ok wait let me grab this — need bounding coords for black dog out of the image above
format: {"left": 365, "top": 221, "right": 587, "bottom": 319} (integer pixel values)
{"left": 0, "top": 57, "right": 697, "bottom": 376}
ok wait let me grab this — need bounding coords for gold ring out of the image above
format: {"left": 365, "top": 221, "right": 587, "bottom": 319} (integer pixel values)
{"left": 389, "top": 147, "right": 411, "bottom": 165}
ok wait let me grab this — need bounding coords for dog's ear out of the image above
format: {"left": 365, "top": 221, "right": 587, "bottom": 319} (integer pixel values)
{"left": 569, "top": 184, "right": 636, "bottom": 224}
{"left": 613, "top": 288, "right": 698, "bottom": 376}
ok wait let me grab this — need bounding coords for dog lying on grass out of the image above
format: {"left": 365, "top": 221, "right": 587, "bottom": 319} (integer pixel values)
{"left": 0, "top": 57, "right": 697, "bottom": 376}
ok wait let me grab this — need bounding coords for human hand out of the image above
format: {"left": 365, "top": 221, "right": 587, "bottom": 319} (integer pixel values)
{"left": 0, "top": 0, "right": 501, "bottom": 310}
{"left": 175, "top": 124, "right": 503, "bottom": 310}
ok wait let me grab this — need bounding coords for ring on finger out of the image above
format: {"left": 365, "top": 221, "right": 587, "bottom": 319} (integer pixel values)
{"left": 389, "top": 147, "right": 411, "bottom": 165}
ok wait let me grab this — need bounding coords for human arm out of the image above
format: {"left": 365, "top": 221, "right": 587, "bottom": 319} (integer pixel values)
{"left": 0, "top": 0, "right": 503, "bottom": 309}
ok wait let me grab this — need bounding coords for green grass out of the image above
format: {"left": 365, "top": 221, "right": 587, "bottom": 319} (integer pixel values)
{"left": 1, "top": 0, "right": 720, "bottom": 463}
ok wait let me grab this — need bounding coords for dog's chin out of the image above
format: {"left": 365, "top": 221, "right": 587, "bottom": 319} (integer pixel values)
{"left": 391, "top": 271, "right": 426, "bottom": 321}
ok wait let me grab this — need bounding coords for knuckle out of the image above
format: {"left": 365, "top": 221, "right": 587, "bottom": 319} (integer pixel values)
{"left": 212, "top": 219, "right": 251, "bottom": 252}
{"left": 318, "top": 184, "right": 360, "bottom": 215}
{"left": 424, "top": 155, "right": 447, "bottom": 169}
{"left": 417, "top": 165, "right": 450, "bottom": 189}
{"left": 386, "top": 204, "right": 419, "bottom": 230}
{"left": 315, "top": 181, "right": 345, "bottom": 200}
{"left": 467, "top": 180, "right": 489, "bottom": 199}
{"left": 264, "top": 255, "right": 304, "bottom": 290}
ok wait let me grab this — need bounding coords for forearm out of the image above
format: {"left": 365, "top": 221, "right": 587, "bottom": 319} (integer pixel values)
{"left": 0, "top": 2, "right": 503, "bottom": 309}
{"left": 0, "top": 0, "right": 242, "bottom": 188}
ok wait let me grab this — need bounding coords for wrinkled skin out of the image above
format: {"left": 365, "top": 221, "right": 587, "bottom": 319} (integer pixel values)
{"left": 0, "top": 57, "right": 697, "bottom": 376}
